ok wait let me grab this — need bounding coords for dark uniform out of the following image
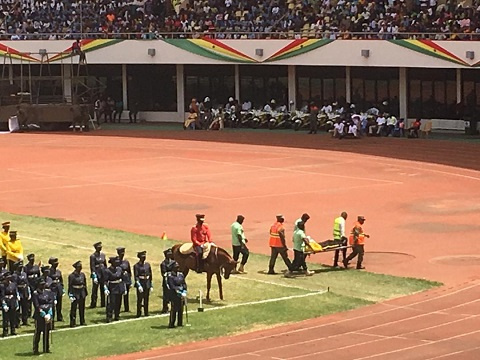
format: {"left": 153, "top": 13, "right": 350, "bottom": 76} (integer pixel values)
{"left": 116, "top": 247, "right": 132, "bottom": 312}
{"left": 40, "top": 266, "right": 53, "bottom": 290}
{"left": 32, "top": 279, "right": 55, "bottom": 355}
{"left": 160, "top": 249, "right": 175, "bottom": 314}
{"left": 48, "top": 258, "right": 64, "bottom": 322}
{"left": 166, "top": 262, "right": 187, "bottom": 328}
{"left": 24, "top": 254, "right": 40, "bottom": 317}
{"left": 12, "top": 261, "right": 30, "bottom": 326}
{"left": 89, "top": 242, "right": 107, "bottom": 308}
{"left": 133, "top": 251, "right": 152, "bottom": 318}
{"left": 68, "top": 261, "right": 87, "bottom": 327}
{"left": 104, "top": 256, "right": 123, "bottom": 322}
{"left": 1, "top": 272, "right": 18, "bottom": 337}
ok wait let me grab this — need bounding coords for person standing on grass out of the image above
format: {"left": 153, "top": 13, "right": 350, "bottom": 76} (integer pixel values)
{"left": 25, "top": 253, "right": 40, "bottom": 317}
{"left": 231, "top": 215, "right": 249, "bottom": 274}
{"left": 0, "top": 221, "right": 10, "bottom": 263}
{"left": 6, "top": 230, "right": 23, "bottom": 272}
{"left": 160, "top": 248, "right": 175, "bottom": 314}
{"left": 89, "top": 242, "right": 107, "bottom": 308}
{"left": 104, "top": 256, "right": 123, "bottom": 323}
{"left": 288, "top": 221, "right": 314, "bottom": 276}
{"left": 1, "top": 272, "right": 18, "bottom": 337}
{"left": 268, "top": 214, "right": 292, "bottom": 275}
{"left": 332, "top": 212, "right": 348, "bottom": 268}
{"left": 116, "top": 247, "right": 132, "bottom": 313}
{"left": 134, "top": 251, "right": 153, "bottom": 318}
{"left": 166, "top": 261, "right": 187, "bottom": 328}
{"left": 344, "top": 216, "right": 370, "bottom": 270}
{"left": 13, "top": 261, "right": 30, "bottom": 326}
{"left": 68, "top": 261, "right": 87, "bottom": 328}
{"left": 48, "top": 257, "right": 64, "bottom": 322}
{"left": 32, "top": 278, "right": 55, "bottom": 355}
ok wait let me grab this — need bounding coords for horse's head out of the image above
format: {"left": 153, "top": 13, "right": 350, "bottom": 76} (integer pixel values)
{"left": 221, "top": 259, "right": 238, "bottom": 279}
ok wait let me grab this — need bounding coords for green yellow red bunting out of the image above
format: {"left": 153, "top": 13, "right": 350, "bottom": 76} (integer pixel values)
{"left": 389, "top": 39, "right": 468, "bottom": 66}
{"left": 48, "top": 39, "right": 123, "bottom": 62}
{"left": 265, "top": 39, "right": 333, "bottom": 62}
{"left": 0, "top": 43, "right": 38, "bottom": 62}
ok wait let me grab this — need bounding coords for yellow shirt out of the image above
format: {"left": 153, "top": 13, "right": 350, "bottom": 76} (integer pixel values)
{"left": 6, "top": 239, "right": 23, "bottom": 262}
{"left": 0, "top": 231, "right": 9, "bottom": 256}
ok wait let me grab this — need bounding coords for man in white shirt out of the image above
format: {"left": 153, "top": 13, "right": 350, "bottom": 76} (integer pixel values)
{"left": 332, "top": 119, "right": 345, "bottom": 138}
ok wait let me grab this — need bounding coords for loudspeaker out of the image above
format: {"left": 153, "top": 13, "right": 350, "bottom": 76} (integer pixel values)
{"left": 39, "top": 49, "right": 47, "bottom": 56}
{"left": 147, "top": 48, "right": 156, "bottom": 57}
{"left": 361, "top": 49, "right": 370, "bottom": 58}
{"left": 255, "top": 49, "right": 264, "bottom": 57}
{"left": 466, "top": 51, "right": 475, "bottom": 60}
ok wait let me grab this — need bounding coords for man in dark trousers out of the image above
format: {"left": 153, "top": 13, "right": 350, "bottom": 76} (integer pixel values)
{"left": 89, "top": 242, "right": 107, "bottom": 308}
{"left": 32, "top": 278, "right": 55, "bottom": 355}
{"left": 308, "top": 102, "right": 319, "bottom": 134}
{"left": 160, "top": 248, "right": 175, "bottom": 314}
{"left": 68, "top": 261, "right": 87, "bottom": 328}
{"left": 268, "top": 214, "right": 292, "bottom": 275}
{"left": 166, "top": 261, "right": 187, "bottom": 328}
{"left": 1, "top": 272, "right": 18, "bottom": 337}
{"left": 104, "top": 256, "right": 123, "bottom": 323}
{"left": 48, "top": 257, "right": 64, "bottom": 322}
{"left": 12, "top": 261, "right": 30, "bottom": 326}
{"left": 116, "top": 247, "right": 132, "bottom": 312}
{"left": 134, "top": 251, "right": 152, "bottom": 318}
{"left": 24, "top": 253, "right": 40, "bottom": 317}
{"left": 344, "top": 216, "right": 370, "bottom": 270}
{"left": 231, "top": 215, "right": 249, "bottom": 274}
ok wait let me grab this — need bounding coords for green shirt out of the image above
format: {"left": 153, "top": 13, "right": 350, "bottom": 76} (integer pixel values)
{"left": 231, "top": 221, "right": 245, "bottom": 246}
{"left": 293, "top": 229, "right": 306, "bottom": 252}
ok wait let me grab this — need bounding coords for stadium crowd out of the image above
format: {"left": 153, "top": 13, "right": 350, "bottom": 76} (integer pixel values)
{"left": 0, "top": 0, "right": 479, "bottom": 39}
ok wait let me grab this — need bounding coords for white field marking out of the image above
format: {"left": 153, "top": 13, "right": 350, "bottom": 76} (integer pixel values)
{"left": 166, "top": 156, "right": 401, "bottom": 185}
{"left": 0, "top": 290, "right": 327, "bottom": 342}
{"left": 209, "top": 307, "right": 480, "bottom": 360}
{"left": 423, "top": 346, "right": 480, "bottom": 360}
{"left": 22, "top": 236, "right": 93, "bottom": 251}
{"left": 138, "top": 283, "right": 480, "bottom": 360}
{"left": 228, "top": 182, "right": 401, "bottom": 201}
{"left": 350, "top": 328, "right": 480, "bottom": 360}
{"left": 233, "top": 275, "right": 322, "bottom": 293}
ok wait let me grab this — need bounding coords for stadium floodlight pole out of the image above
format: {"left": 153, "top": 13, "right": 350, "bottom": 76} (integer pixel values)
{"left": 80, "top": 1, "right": 83, "bottom": 37}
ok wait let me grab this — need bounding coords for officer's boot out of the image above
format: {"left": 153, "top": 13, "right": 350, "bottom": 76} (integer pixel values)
{"left": 238, "top": 264, "right": 246, "bottom": 273}
{"left": 70, "top": 314, "right": 76, "bottom": 328}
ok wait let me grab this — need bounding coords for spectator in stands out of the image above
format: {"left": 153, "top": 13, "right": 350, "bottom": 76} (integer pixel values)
{"left": 129, "top": 101, "right": 139, "bottom": 123}
{"left": 408, "top": 118, "right": 422, "bottom": 138}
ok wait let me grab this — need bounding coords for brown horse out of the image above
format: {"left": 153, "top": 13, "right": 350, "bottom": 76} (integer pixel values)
{"left": 172, "top": 244, "right": 237, "bottom": 301}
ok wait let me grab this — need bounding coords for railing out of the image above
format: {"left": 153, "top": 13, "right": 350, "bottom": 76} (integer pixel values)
{"left": 3, "top": 31, "right": 480, "bottom": 41}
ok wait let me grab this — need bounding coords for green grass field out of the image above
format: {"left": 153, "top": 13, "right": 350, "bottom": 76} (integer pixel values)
{"left": 0, "top": 212, "right": 441, "bottom": 359}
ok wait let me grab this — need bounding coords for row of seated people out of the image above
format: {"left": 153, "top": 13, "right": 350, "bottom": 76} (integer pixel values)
{"left": 1, "top": 0, "right": 479, "bottom": 38}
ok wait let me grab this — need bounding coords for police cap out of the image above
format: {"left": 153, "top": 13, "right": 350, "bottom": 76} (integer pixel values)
{"left": 195, "top": 214, "right": 205, "bottom": 221}
{"left": 116, "top": 247, "right": 125, "bottom": 254}
{"left": 163, "top": 248, "right": 173, "bottom": 256}
{"left": 108, "top": 256, "right": 119, "bottom": 264}
{"left": 137, "top": 250, "right": 147, "bottom": 258}
{"left": 48, "top": 257, "right": 58, "bottom": 265}
{"left": 27, "top": 253, "right": 35, "bottom": 260}
{"left": 41, "top": 265, "right": 50, "bottom": 272}
{"left": 1, "top": 221, "right": 10, "bottom": 227}
{"left": 93, "top": 242, "right": 102, "bottom": 248}
{"left": 72, "top": 261, "right": 82, "bottom": 268}
{"left": 357, "top": 216, "right": 366, "bottom": 221}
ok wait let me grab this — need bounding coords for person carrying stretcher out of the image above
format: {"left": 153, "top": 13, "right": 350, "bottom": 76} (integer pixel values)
{"left": 287, "top": 222, "right": 314, "bottom": 277}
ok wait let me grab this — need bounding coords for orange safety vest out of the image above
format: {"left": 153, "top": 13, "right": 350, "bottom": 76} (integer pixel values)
{"left": 349, "top": 221, "right": 366, "bottom": 245}
{"left": 269, "top": 222, "right": 285, "bottom": 248}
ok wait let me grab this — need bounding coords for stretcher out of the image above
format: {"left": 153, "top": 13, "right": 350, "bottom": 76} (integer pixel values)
{"left": 304, "top": 238, "right": 351, "bottom": 255}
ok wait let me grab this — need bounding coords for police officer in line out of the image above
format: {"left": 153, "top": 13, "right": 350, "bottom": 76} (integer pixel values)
{"left": 0, "top": 258, "right": 7, "bottom": 277}
{"left": 89, "top": 242, "right": 107, "bottom": 308}
{"left": 116, "top": 247, "right": 132, "bottom": 312}
{"left": 40, "top": 266, "right": 53, "bottom": 289}
{"left": 32, "top": 278, "right": 55, "bottom": 355}
{"left": 160, "top": 248, "right": 175, "bottom": 314}
{"left": 166, "top": 261, "right": 187, "bottom": 328}
{"left": 68, "top": 261, "right": 87, "bottom": 328}
{"left": 48, "top": 257, "right": 64, "bottom": 322}
{"left": 12, "top": 260, "right": 30, "bottom": 326}
{"left": 134, "top": 251, "right": 152, "bottom": 318}
{"left": 24, "top": 253, "right": 40, "bottom": 317}
{"left": 104, "top": 256, "right": 123, "bottom": 323}
{"left": 1, "top": 272, "right": 18, "bottom": 337}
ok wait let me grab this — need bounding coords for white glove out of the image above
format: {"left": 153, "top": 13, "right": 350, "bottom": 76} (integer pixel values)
{"left": 149, "top": 287, "right": 153, "bottom": 293}
{"left": 28, "top": 294, "right": 31, "bottom": 301}
{"left": 123, "top": 291, "right": 127, "bottom": 296}
{"left": 45, "top": 314, "right": 51, "bottom": 322}
{"left": 138, "top": 286, "right": 144, "bottom": 293}
{"left": 94, "top": 278, "right": 99, "bottom": 285}
{"left": 69, "top": 296, "right": 76, "bottom": 303}
{"left": 54, "top": 300, "right": 58, "bottom": 305}
{"left": 2, "top": 305, "right": 8, "bottom": 312}
{"left": 104, "top": 289, "right": 110, "bottom": 296}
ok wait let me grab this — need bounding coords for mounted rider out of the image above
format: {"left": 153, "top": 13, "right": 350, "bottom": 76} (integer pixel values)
{"left": 190, "top": 214, "right": 212, "bottom": 273}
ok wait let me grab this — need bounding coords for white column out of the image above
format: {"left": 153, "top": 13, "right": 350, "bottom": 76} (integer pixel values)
{"left": 234, "top": 64, "right": 240, "bottom": 102}
{"left": 288, "top": 65, "right": 296, "bottom": 108}
{"left": 399, "top": 67, "right": 407, "bottom": 120}
{"left": 456, "top": 68, "right": 462, "bottom": 104}
{"left": 345, "top": 66, "right": 351, "bottom": 103}
{"left": 62, "top": 64, "right": 72, "bottom": 104}
{"left": 122, "top": 64, "right": 128, "bottom": 110}
{"left": 176, "top": 64, "right": 185, "bottom": 122}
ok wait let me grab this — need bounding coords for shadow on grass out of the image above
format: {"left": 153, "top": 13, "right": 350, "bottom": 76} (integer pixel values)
{"left": 151, "top": 325, "right": 173, "bottom": 330}
{"left": 15, "top": 352, "right": 38, "bottom": 357}
{"left": 313, "top": 267, "right": 347, "bottom": 274}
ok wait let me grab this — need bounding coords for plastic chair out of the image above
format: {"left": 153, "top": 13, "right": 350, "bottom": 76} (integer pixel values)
{"left": 421, "top": 121, "right": 433, "bottom": 138}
